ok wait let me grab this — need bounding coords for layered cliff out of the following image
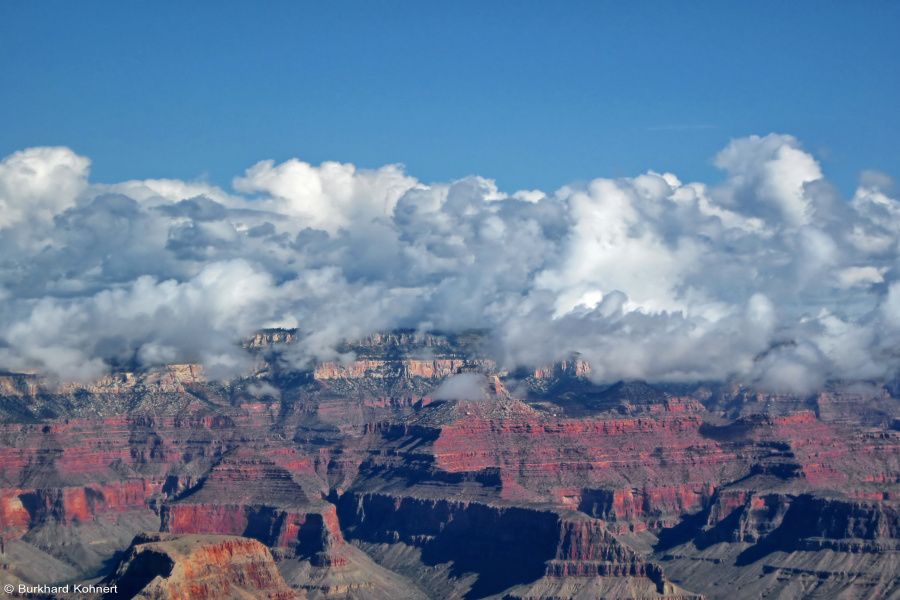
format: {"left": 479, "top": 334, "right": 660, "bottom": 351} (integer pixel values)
{"left": 102, "top": 533, "right": 301, "bottom": 600}
{"left": 158, "top": 452, "right": 429, "bottom": 599}
{"left": 0, "top": 402, "right": 308, "bottom": 582}
{"left": 354, "top": 395, "right": 740, "bottom": 520}
{"left": 162, "top": 454, "right": 341, "bottom": 561}
{"left": 338, "top": 491, "right": 695, "bottom": 599}
{"left": 4, "top": 332, "right": 900, "bottom": 598}
{"left": 333, "top": 376, "right": 900, "bottom": 599}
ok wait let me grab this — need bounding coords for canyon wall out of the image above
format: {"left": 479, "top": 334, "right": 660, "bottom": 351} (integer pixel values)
{"left": 4, "top": 334, "right": 900, "bottom": 598}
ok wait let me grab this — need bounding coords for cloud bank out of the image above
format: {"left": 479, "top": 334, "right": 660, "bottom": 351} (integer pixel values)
{"left": 1, "top": 135, "right": 898, "bottom": 391}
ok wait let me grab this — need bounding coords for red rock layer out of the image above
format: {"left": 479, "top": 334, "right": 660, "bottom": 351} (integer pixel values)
{"left": 578, "top": 483, "right": 715, "bottom": 527}
{"left": 430, "top": 410, "right": 728, "bottom": 484}
{"left": 104, "top": 533, "right": 302, "bottom": 600}
{"left": 164, "top": 503, "right": 343, "bottom": 558}
{"left": 18, "top": 480, "right": 163, "bottom": 526}
{"left": 0, "top": 407, "right": 310, "bottom": 545}
{"left": 0, "top": 490, "right": 28, "bottom": 539}
{"left": 371, "top": 401, "right": 743, "bottom": 520}
{"left": 162, "top": 456, "right": 342, "bottom": 558}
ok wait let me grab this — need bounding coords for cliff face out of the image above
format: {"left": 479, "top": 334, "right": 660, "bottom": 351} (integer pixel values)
{"left": 0, "top": 364, "right": 205, "bottom": 399}
{"left": 103, "top": 533, "right": 301, "bottom": 600}
{"left": 334, "top": 381, "right": 900, "bottom": 599}
{"left": 7, "top": 334, "right": 900, "bottom": 599}
{"left": 356, "top": 397, "right": 740, "bottom": 520}
{"left": 701, "top": 382, "right": 900, "bottom": 428}
{"left": 699, "top": 490, "right": 900, "bottom": 547}
{"left": 338, "top": 491, "right": 691, "bottom": 599}
{"left": 17, "top": 480, "right": 162, "bottom": 526}
{"left": 0, "top": 403, "right": 312, "bottom": 582}
{"left": 161, "top": 455, "right": 342, "bottom": 561}
{"left": 578, "top": 484, "right": 715, "bottom": 526}
{"left": 314, "top": 358, "right": 491, "bottom": 381}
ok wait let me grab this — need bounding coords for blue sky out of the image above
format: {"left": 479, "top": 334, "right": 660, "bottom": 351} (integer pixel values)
{"left": 1, "top": 1, "right": 898, "bottom": 196}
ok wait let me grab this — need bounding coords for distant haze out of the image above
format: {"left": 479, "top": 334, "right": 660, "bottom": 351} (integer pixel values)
{"left": 0, "top": 134, "right": 898, "bottom": 391}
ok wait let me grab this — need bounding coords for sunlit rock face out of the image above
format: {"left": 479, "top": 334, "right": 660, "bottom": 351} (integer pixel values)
{"left": 103, "top": 533, "right": 302, "bottom": 600}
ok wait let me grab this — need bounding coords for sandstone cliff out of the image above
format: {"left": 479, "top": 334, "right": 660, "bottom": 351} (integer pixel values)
{"left": 102, "top": 533, "right": 301, "bottom": 600}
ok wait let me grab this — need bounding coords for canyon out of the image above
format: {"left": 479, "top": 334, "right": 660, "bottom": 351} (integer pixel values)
{"left": 2, "top": 331, "right": 900, "bottom": 599}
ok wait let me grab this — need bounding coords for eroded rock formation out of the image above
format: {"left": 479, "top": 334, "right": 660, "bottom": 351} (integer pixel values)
{"left": 102, "top": 533, "right": 301, "bottom": 600}
{"left": 3, "top": 331, "right": 900, "bottom": 598}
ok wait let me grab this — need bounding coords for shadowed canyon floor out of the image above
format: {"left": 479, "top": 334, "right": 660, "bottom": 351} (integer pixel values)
{"left": 3, "top": 332, "right": 900, "bottom": 599}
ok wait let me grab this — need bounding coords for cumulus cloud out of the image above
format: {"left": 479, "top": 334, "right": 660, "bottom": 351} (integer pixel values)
{"left": 233, "top": 159, "right": 418, "bottom": 234}
{"left": 1, "top": 134, "right": 900, "bottom": 392}
{"left": 0, "top": 147, "right": 90, "bottom": 238}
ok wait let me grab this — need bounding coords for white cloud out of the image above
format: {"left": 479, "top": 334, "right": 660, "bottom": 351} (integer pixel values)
{"left": 0, "top": 146, "right": 90, "bottom": 230}
{"left": 1, "top": 136, "right": 900, "bottom": 392}
{"left": 233, "top": 158, "right": 419, "bottom": 234}
{"left": 712, "top": 134, "right": 823, "bottom": 227}
{"left": 431, "top": 373, "right": 488, "bottom": 401}
{"left": 97, "top": 178, "right": 239, "bottom": 208}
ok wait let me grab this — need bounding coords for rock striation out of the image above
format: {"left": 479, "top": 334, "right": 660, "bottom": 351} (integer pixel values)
{"left": 102, "top": 533, "right": 301, "bottom": 600}
{"left": 162, "top": 454, "right": 342, "bottom": 562}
